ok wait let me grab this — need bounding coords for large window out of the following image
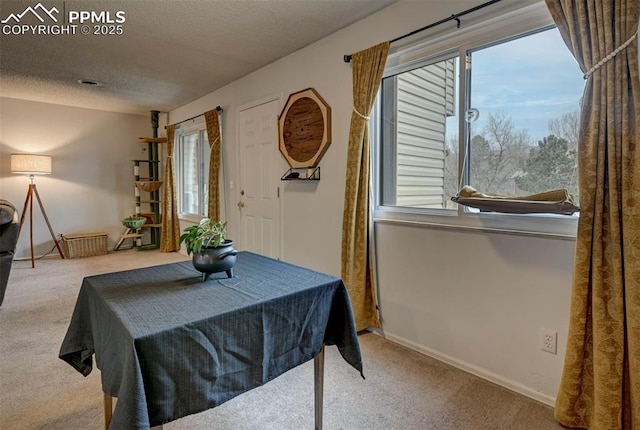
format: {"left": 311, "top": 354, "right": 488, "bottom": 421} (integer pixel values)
{"left": 377, "top": 3, "right": 584, "bottom": 232}
{"left": 176, "top": 124, "right": 210, "bottom": 217}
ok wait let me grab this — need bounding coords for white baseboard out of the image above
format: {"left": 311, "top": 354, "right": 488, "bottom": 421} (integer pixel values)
{"left": 368, "top": 329, "right": 556, "bottom": 407}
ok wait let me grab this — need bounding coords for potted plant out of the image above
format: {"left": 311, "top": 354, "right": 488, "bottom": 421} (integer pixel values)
{"left": 179, "top": 218, "right": 238, "bottom": 280}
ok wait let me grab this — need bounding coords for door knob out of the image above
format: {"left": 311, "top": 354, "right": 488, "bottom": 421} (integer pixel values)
{"left": 237, "top": 201, "right": 245, "bottom": 208}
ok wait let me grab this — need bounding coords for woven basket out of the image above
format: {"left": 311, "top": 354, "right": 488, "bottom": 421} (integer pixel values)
{"left": 62, "top": 233, "right": 108, "bottom": 259}
{"left": 135, "top": 181, "right": 163, "bottom": 192}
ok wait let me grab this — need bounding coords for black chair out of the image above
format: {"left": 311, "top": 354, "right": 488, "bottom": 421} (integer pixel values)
{"left": 0, "top": 200, "right": 20, "bottom": 306}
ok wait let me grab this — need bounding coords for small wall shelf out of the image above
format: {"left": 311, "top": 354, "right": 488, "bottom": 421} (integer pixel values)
{"left": 281, "top": 166, "right": 320, "bottom": 181}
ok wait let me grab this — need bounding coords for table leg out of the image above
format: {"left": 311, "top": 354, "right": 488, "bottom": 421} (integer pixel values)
{"left": 103, "top": 393, "right": 112, "bottom": 430}
{"left": 314, "top": 345, "right": 325, "bottom": 430}
{"left": 104, "top": 393, "right": 163, "bottom": 429}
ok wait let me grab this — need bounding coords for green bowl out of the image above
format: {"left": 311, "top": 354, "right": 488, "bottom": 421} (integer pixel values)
{"left": 122, "top": 217, "right": 146, "bottom": 229}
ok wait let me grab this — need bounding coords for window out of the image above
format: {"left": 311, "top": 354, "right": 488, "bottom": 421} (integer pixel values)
{"left": 466, "top": 29, "right": 581, "bottom": 203}
{"left": 375, "top": 2, "right": 584, "bottom": 235}
{"left": 176, "top": 124, "right": 210, "bottom": 217}
{"left": 380, "top": 54, "right": 460, "bottom": 209}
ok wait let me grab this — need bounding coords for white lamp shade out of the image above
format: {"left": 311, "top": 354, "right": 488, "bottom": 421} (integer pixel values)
{"left": 11, "top": 154, "right": 52, "bottom": 175}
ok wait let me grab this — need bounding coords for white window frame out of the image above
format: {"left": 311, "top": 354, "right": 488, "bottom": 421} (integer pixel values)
{"left": 373, "top": 1, "right": 579, "bottom": 239}
{"left": 176, "top": 119, "right": 210, "bottom": 222}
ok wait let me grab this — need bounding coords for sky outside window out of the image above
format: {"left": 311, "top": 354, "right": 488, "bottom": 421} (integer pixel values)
{"left": 469, "top": 27, "right": 585, "bottom": 143}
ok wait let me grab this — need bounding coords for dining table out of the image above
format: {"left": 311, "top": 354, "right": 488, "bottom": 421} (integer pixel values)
{"left": 59, "top": 251, "right": 363, "bottom": 429}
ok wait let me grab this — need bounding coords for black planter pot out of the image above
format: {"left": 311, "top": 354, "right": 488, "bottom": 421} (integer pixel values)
{"left": 192, "top": 240, "right": 238, "bottom": 281}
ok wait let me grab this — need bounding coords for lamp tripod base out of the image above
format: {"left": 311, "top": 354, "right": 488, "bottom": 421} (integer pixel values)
{"left": 17, "top": 182, "right": 65, "bottom": 268}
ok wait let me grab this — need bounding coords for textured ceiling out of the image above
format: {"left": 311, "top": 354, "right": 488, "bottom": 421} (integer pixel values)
{"left": 0, "top": 0, "right": 395, "bottom": 115}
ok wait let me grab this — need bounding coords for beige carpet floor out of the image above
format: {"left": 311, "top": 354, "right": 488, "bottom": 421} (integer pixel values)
{"left": 0, "top": 250, "right": 565, "bottom": 429}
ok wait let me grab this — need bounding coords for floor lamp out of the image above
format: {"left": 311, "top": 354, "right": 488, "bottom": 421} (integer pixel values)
{"left": 11, "top": 154, "right": 65, "bottom": 268}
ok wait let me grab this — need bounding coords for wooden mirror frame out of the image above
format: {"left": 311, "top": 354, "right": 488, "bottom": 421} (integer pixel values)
{"left": 278, "top": 88, "right": 331, "bottom": 168}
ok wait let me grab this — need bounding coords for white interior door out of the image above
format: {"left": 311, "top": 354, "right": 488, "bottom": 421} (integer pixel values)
{"left": 238, "top": 99, "right": 281, "bottom": 259}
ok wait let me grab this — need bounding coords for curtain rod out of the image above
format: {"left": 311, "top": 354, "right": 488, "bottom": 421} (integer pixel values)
{"left": 165, "top": 105, "right": 223, "bottom": 129}
{"left": 343, "top": 0, "right": 503, "bottom": 63}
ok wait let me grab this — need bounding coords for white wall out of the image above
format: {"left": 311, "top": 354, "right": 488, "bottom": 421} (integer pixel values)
{"left": 0, "top": 97, "right": 150, "bottom": 257}
{"left": 167, "top": 0, "right": 573, "bottom": 404}
{"left": 375, "top": 222, "right": 574, "bottom": 404}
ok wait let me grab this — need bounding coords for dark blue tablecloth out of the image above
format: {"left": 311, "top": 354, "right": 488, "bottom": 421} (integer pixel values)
{"left": 59, "top": 252, "right": 362, "bottom": 429}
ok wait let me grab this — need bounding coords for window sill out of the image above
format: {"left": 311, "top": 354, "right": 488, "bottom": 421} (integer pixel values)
{"left": 178, "top": 214, "right": 204, "bottom": 224}
{"left": 373, "top": 206, "right": 578, "bottom": 241}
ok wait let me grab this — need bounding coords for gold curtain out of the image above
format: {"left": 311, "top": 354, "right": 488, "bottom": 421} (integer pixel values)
{"left": 204, "top": 109, "right": 222, "bottom": 221}
{"left": 545, "top": 1, "right": 639, "bottom": 429}
{"left": 160, "top": 124, "right": 180, "bottom": 252}
{"left": 341, "top": 42, "right": 389, "bottom": 331}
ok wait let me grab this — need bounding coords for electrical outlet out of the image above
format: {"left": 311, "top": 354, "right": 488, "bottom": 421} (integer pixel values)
{"left": 540, "top": 328, "right": 557, "bottom": 354}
